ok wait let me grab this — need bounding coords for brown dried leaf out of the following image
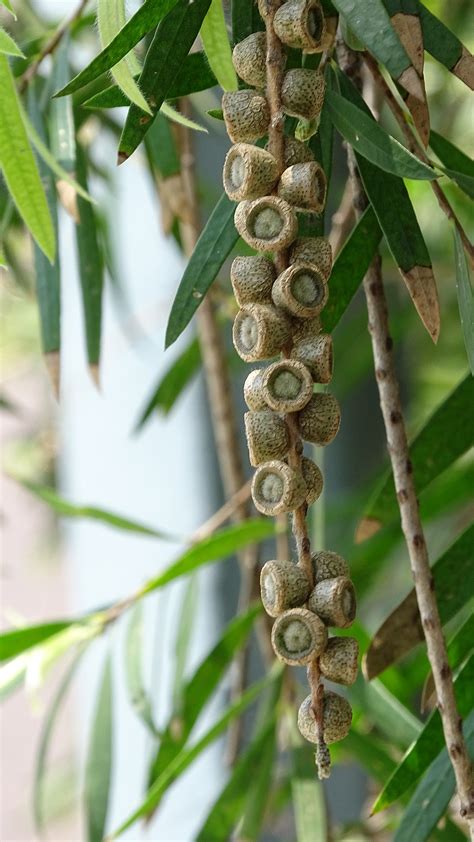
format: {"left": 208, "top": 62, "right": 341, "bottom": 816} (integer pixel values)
{"left": 392, "top": 13, "right": 424, "bottom": 76}
{"left": 56, "top": 179, "right": 79, "bottom": 223}
{"left": 453, "top": 46, "right": 474, "bottom": 91}
{"left": 398, "top": 66, "right": 430, "bottom": 147}
{"left": 355, "top": 516, "right": 381, "bottom": 543}
{"left": 362, "top": 590, "right": 422, "bottom": 680}
{"left": 420, "top": 670, "right": 436, "bottom": 713}
{"left": 44, "top": 351, "right": 60, "bottom": 398}
{"left": 400, "top": 264, "right": 440, "bottom": 343}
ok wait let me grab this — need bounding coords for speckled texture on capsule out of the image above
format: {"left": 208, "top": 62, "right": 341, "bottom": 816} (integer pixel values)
{"left": 261, "top": 359, "right": 314, "bottom": 412}
{"left": 289, "top": 237, "right": 332, "bottom": 282}
{"left": 244, "top": 410, "right": 290, "bottom": 466}
{"left": 272, "top": 262, "right": 328, "bottom": 318}
{"left": 308, "top": 575, "right": 357, "bottom": 628}
{"left": 222, "top": 90, "right": 270, "bottom": 143}
{"left": 298, "top": 691, "right": 352, "bottom": 744}
{"left": 291, "top": 332, "right": 333, "bottom": 383}
{"left": 232, "top": 32, "right": 268, "bottom": 88}
{"left": 260, "top": 559, "right": 311, "bottom": 617}
{"left": 252, "top": 459, "right": 307, "bottom": 515}
{"left": 301, "top": 456, "right": 324, "bottom": 505}
{"left": 281, "top": 69, "right": 325, "bottom": 120}
{"left": 233, "top": 303, "right": 293, "bottom": 362}
{"left": 298, "top": 393, "right": 341, "bottom": 445}
{"left": 231, "top": 255, "right": 276, "bottom": 307}
{"left": 243, "top": 369, "right": 267, "bottom": 410}
{"left": 223, "top": 144, "right": 279, "bottom": 202}
{"left": 274, "top": 0, "right": 326, "bottom": 52}
{"left": 312, "top": 550, "right": 349, "bottom": 583}
{"left": 278, "top": 162, "right": 327, "bottom": 212}
{"left": 234, "top": 196, "right": 298, "bottom": 252}
{"left": 271, "top": 607, "right": 328, "bottom": 664}
{"left": 280, "top": 136, "right": 315, "bottom": 166}
{"left": 320, "top": 637, "right": 359, "bottom": 685}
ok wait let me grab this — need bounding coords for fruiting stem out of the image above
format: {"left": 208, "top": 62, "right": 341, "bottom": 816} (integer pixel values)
{"left": 340, "top": 44, "right": 474, "bottom": 825}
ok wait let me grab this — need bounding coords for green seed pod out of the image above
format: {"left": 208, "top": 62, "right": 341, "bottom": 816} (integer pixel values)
{"left": 244, "top": 410, "right": 290, "bottom": 466}
{"left": 223, "top": 144, "right": 279, "bottom": 202}
{"left": 243, "top": 368, "right": 267, "bottom": 410}
{"left": 272, "top": 262, "right": 328, "bottom": 318}
{"left": 320, "top": 637, "right": 359, "bottom": 685}
{"left": 298, "top": 393, "right": 341, "bottom": 445}
{"left": 289, "top": 237, "right": 332, "bottom": 282}
{"left": 308, "top": 576, "right": 356, "bottom": 628}
{"left": 312, "top": 550, "right": 349, "bottom": 583}
{"left": 301, "top": 456, "right": 324, "bottom": 505}
{"left": 298, "top": 691, "right": 352, "bottom": 744}
{"left": 233, "top": 304, "right": 293, "bottom": 362}
{"left": 252, "top": 459, "right": 307, "bottom": 515}
{"left": 234, "top": 196, "right": 298, "bottom": 252}
{"left": 271, "top": 607, "right": 328, "bottom": 665}
{"left": 260, "top": 559, "right": 311, "bottom": 617}
{"left": 291, "top": 332, "right": 333, "bottom": 383}
{"left": 274, "top": 0, "right": 326, "bottom": 53}
{"left": 222, "top": 90, "right": 270, "bottom": 143}
{"left": 278, "top": 162, "right": 327, "bottom": 213}
{"left": 281, "top": 69, "right": 325, "bottom": 120}
{"left": 231, "top": 255, "right": 276, "bottom": 307}
{"left": 261, "top": 359, "right": 314, "bottom": 412}
{"left": 232, "top": 32, "right": 267, "bottom": 88}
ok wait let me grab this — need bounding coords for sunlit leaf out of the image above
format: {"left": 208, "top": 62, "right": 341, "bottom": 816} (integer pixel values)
{"left": 0, "top": 26, "right": 23, "bottom": 56}
{"left": 84, "top": 654, "right": 114, "bottom": 842}
{"left": 0, "top": 621, "right": 74, "bottom": 662}
{"left": 97, "top": 0, "right": 151, "bottom": 114}
{"left": 0, "top": 655, "right": 27, "bottom": 701}
{"left": 124, "top": 604, "right": 160, "bottom": 735}
{"left": 453, "top": 227, "right": 474, "bottom": 375}
{"left": 200, "top": 0, "right": 238, "bottom": 92}
{"left": 292, "top": 744, "right": 328, "bottom": 842}
{"left": 430, "top": 130, "right": 474, "bottom": 200}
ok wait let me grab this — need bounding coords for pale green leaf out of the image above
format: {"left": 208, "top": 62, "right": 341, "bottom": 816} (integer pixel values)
{"left": 0, "top": 26, "right": 23, "bottom": 57}
{"left": 97, "top": 0, "right": 152, "bottom": 114}
{"left": 85, "top": 654, "right": 114, "bottom": 842}
{"left": 453, "top": 226, "right": 474, "bottom": 375}
{"left": 0, "top": 0, "right": 16, "bottom": 17}
{"left": 200, "top": 0, "right": 238, "bottom": 91}
{"left": 161, "top": 101, "right": 207, "bottom": 133}
{"left": 124, "top": 604, "right": 160, "bottom": 736}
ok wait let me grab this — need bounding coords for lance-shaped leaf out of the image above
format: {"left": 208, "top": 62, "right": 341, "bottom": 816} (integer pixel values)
{"left": 363, "top": 524, "right": 474, "bottom": 679}
{"left": 326, "top": 90, "right": 436, "bottom": 180}
{"left": 232, "top": 0, "right": 264, "bottom": 46}
{"left": 124, "top": 603, "right": 160, "bottom": 735}
{"left": 84, "top": 654, "right": 114, "bottom": 842}
{"left": 416, "top": 1, "right": 474, "bottom": 91}
{"left": 0, "top": 55, "right": 54, "bottom": 261}
{"left": 136, "top": 338, "right": 201, "bottom": 429}
{"left": 429, "top": 130, "right": 474, "bottom": 200}
{"left": 382, "top": 0, "right": 423, "bottom": 75}
{"left": 165, "top": 192, "right": 238, "bottom": 348}
{"left": 372, "top": 655, "right": 474, "bottom": 813}
{"left": 357, "top": 375, "right": 474, "bottom": 539}
{"left": 0, "top": 26, "right": 23, "bottom": 56}
{"left": 292, "top": 744, "right": 328, "bottom": 842}
{"left": 118, "top": 0, "right": 211, "bottom": 162}
{"left": 97, "top": 0, "right": 151, "bottom": 114}
{"left": 55, "top": 0, "right": 179, "bottom": 97}
{"left": 0, "top": 621, "right": 73, "bottom": 661}
{"left": 0, "top": 0, "right": 15, "bottom": 17}
{"left": 50, "top": 37, "right": 78, "bottom": 216}
{"left": 172, "top": 576, "right": 198, "bottom": 710}
{"left": 421, "top": 613, "right": 474, "bottom": 712}
{"left": 334, "top": 67, "right": 439, "bottom": 341}
{"left": 453, "top": 228, "right": 474, "bottom": 375}
{"left": 145, "top": 111, "right": 181, "bottom": 179}
{"left": 201, "top": 0, "right": 237, "bottom": 91}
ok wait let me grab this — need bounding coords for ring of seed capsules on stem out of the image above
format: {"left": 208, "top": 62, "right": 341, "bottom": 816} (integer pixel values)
{"left": 223, "top": 0, "right": 357, "bottom": 778}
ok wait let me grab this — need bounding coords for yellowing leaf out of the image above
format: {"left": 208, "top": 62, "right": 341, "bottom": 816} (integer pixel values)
{"left": 97, "top": 0, "right": 152, "bottom": 114}
{"left": 200, "top": 0, "right": 238, "bottom": 91}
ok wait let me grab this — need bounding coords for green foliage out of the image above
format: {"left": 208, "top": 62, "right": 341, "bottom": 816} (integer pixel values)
{"left": 331, "top": 0, "right": 412, "bottom": 79}
{"left": 84, "top": 654, "right": 114, "bottom": 842}
{"left": 124, "top": 604, "right": 161, "bottom": 736}
{"left": 453, "top": 228, "right": 474, "bottom": 374}
{"left": 97, "top": 0, "right": 152, "bottom": 114}
{"left": 201, "top": 0, "right": 238, "bottom": 92}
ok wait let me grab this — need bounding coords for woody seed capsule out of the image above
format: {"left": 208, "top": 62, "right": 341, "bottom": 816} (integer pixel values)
{"left": 279, "top": 136, "right": 315, "bottom": 167}
{"left": 234, "top": 196, "right": 298, "bottom": 252}
{"left": 278, "top": 162, "right": 327, "bottom": 213}
{"left": 261, "top": 359, "right": 314, "bottom": 412}
{"left": 312, "top": 550, "right": 349, "bottom": 583}
{"left": 308, "top": 575, "right": 357, "bottom": 628}
{"left": 231, "top": 255, "right": 276, "bottom": 307}
{"left": 260, "top": 559, "right": 311, "bottom": 617}
{"left": 272, "top": 262, "right": 328, "bottom": 318}
{"left": 298, "top": 691, "right": 352, "bottom": 744}
{"left": 233, "top": 303, "right": 292, "bottom": 362}
{"left": 271, "top": 607, "right": 328, "bottom": 665}
{"left": 281, "top": 69, "right": 325, "bottom": 120}
{"left": 244, "top": 411, "right": 290, "bottom": 466}
{"left": 274, "top": 0, "right": 326, "bottom": 52}
{"left": 243, "top": 368, "right": 267, "bottom": 410}
{"left": 222, "top": 90, "right": 270, "bottom": 143}
{"left": 232, "top": 32, "right": 267, "bottom": 88}
{"left": 223, "top": 144, "right": 279, "bottom": 202}
{"left": 291, "top": 332, "right": 333, "bottom": 383}
{"left": 252, "top": 459, "right": 307, "bottom": 515}
{"left": 301, "top": 456, "right": 324, "bottom": 505}
{"left": 289, "top": 237, "right": 332, "bottom": 283}
{"left": 320, "top": 637, "right": 359, "bottom": 685}
{"left": 298, "top": 393, "right": 341, "bottom": 445}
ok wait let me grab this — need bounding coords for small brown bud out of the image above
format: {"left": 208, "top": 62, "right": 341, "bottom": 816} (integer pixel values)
{"left": 291, "top": 332, "right": 333, "bottom": 383}
{"left": 271, "top": 607, "right": 327, "bottom": 665}
{"left": 274, "top": 0, "right": 326, "bottom": 52}
{"left": 260, "top": 559, "right": 311, "bottom": 617}
{"left": 298, "top": 393, "right": 341, "bottom": 445}
{"left": 223, "top": 143, "right": 279, "bottom": 202}
{"left": 252, "top": 459, "right": 307, "bottom": 515}
{"left": 232, "top": 32, "right": 267, "bottom": 88}
{"left": 243, "top": 368, "right": 267, "bottom": 410}
{"left": 234, "top": 196, "right": 298, "bottom": 252}
{"left": 261, "top": 359, "right": 314, "bottom": 412}
{"left": 278, "top": 162, "right": 327, "bottom": 213}
{"left": 289, "top": 236, "right": 332, "bottom": 282}
{"left": 308, "top": 576, "right": 356, "bottom": 628}
{"left": 312, "top": 550, "right": 349, "bottom": 583}
{"left": 222, "top": 90, "right": 270, "bottom": 143}
{"left": 244, "top": 410, "right": 290, "bottom": 466}
{"left": 301, "top": 456, "right": 323, "bottom": 505}
{"left": 231, "top": 255, "right": 276, "bottom": 307}
{"left": 272, "top": 262, "right": 328, "bottom": 318}
{"left": 233, "top": 303, "right": 292, "bottom": 362}
{"left": 281, "top": 69, "right": 325, "bottom": 120}
{"left": 320, "top": 637, "right": 359, "bottom": 685}
{"left": 298, "top": 691, "right": 352, "bottom": 744}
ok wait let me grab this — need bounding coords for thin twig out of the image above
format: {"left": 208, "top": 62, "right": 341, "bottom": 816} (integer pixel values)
{"left": 19, "top": 0, "right": 90, "bottom": 92}
{"left": 339, "top": 42, "right": 474, "bottom": 826}
{"left": 328, "top": 179, "right": 355, "bottom": 257}
{"left": 364, "top": 53, "right": 474, "bottom": 267}
{"left": 189, "top": 479, "right": 252, "bottom": 544}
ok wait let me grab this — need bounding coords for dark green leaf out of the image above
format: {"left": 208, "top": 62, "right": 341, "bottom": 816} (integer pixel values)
{"left": 303, "top": 66, "right": 333, "bottom": 237}
{"left": 136, "top": 338, "right": 201, "bottom": 428}
{"left": 232, "top": 0, "right": 264, "bottom": 47}
{"left": 0, "top": 622, "right": 72, "bottom": 662}
{"left": 340, "top": 728, "right": 396, "bottom": 783}
{"left": 55, "top": 0, "right": 179, "bottom": 97}
{"left": 430, "top": 130, "right": 474, "bottom": 200}
{"left": 50, "top": 38, "right": 75, "bottom": 172}
{"left": 453, "top": 228, "right": 474, "bottom": 375}
{"left": 292, "top": 745, "right": 328, "bottom": 842}
{"left": 97, "top": 0, "right": 151, "bottom": 114}
{"left": 422, "top": 613, "right": 474, "bottom": 710}
{"left": 165, "top": 192, "right": 237, "bottom": 348}
{"left": 145, "top": 111, "right": 181, "bottom": 179}
{"left": 364, "top": 524, "right": 474, "bottom": 678}
{"left": 417, "top": 1, "right": 473, "bottom": 87}
{"left": 124, "top": 604, "right": 160, "bottom": 736}
{"left": 331, "top": 0, "right": 411, "bottom": 79}
{"left": 75, "top": 143, "right": 104, "bottom": 368}
{"left": 118, "top": 0, "right": 211, "bottom": 162}
{"left": 84, "top": 654, "right": 114, "bottom": 842}
{"left": 207, "top": 107, "right": 224, "bottom": 120}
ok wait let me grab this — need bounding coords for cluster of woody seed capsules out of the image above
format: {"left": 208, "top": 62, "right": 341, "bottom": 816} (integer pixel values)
{"left": 221, "top": 0, "right": 358, "bottom": 775}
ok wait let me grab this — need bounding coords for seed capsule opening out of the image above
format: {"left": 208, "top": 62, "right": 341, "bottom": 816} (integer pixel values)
{"left": 271, "top": 607, "right": 328, "bottom": 665}
{"left": 235, "top": 197, "right": 298, "bottom": 252}
{"left": 252, "top": 460, "right": 307, "bottom": 515}
{"left": 262, "top": 359, "right": 313, "bottom": 412}
{"left": 233, "top": 304, "right": 292, "bottom": 362}
{"left": 272, "top": 263, "right": 328, "bottom": 319}
{"left": 223, "top": 144, "right": 279, "bottom": 202}
{"left": 274, "top": 0, "right": 326, "bottom": 52}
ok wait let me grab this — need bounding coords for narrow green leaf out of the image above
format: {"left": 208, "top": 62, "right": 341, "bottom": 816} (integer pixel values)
{"left": 430, "top": 130, "right": 474, "bottom": 200}
{"left": 326, "top": 90, "right": 437, "bottom": 180}
{"left": 364, "top": 524, "right": 474, "bottom": 678}
{"left": 172, "top": 575, "right": 199, "bottom": 709}
{"left": 50, "top": 38, "right": 76, "bottom": 172}
{"left": 85, "top": 654, "right": 114, "bottom": 842}
{"left": 161, "top": 101, "right": 206, "bottom": 133}
{"left": 201, "top": 0, "right": 238, "bottom": 92}
{"left": 124, "top": 604, "right": 160, "bottom": 736}
{"left": 0, "top": 26, "right": 23, "bottom": 57}
{"left": 97, "top": 0, "right": 152, "bottom": 114}
{"left": 292, "top": 745, "right": 328, "bottom": 842}
{"left": 0, "top": 622, "right": 72, "bottom": 662}
{"left": 75, "top": 143, "right": 104, "bottom": 367}
{"left": 372, "top": 656, "right": 474, "bottom": 813}
{"left": 55, "top": 0, "right": 179, "bottom": 97}
{"left": 453, "top": 228, "right": 474, "bottom": 375}
{"left": 231, "top": 0, "right": 264, "bottom": 47}
{"left": 207, "top": 107, "right": 224, "bottom": 120}
{"left": 305, "top": 65, "right": 334, "bottom": 237}
{"left": 416, "top": 1, "right": 473, "bottom": 87}
{"left": 136, "top": 338, "right": 201, "bottom": 428}
{"left": 140, "top": 520, "right": 276, "bottom": 596}
{"left": 118, "top": 0, "right": 211, "bottom": 161}
{"left": 165, "top": 192, "right": 237, "bottom": 348}
{"left": 0, "top": 655, "right": 27, "bottom": 701}
{"left": 0, "top": 0, "right": 16, "bottom": 17}
{"left": 18, "top": 478, "right": 178, "bottom": 540}
{"left": 145, "top": 111, "right": 181, "bottom": 179}
{"left": 331, "top": 0, "right": 411, "bottom": 79}
{"left": 350, "top": 670, "right": 421, "bottom": 749}
{"left": 359, "top": 376, "right": 474, "bottom": 535}
{"left": 0, "top": 55, "right": 55, "bottom": 261}
{"left": 321, "top": 205, "right": 382, "bottom": 333}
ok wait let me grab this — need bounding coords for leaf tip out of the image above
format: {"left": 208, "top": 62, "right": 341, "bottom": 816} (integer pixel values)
{"left": 453, "top": 47, "right": 474, "bottom": 91}
{"left": 400, "top": 265, "right": 440, "bottom": 342}
{"left": 89, "top": 363, "right": 101, "bottom": 390}
{"left": 355, "top": 517, "right": 381, "bottom": 543}
{"left": 44, "top": 351, "right": 60, "bottom": 398}
{"left": 117, "top": 151, "right": 129, "bottom": 166}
